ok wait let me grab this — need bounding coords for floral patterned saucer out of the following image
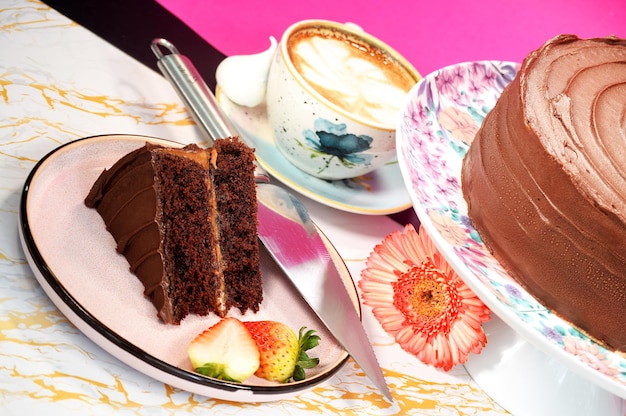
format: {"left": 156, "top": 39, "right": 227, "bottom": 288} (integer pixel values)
{"left": 216, "top": 89, "right": 411, "bottom": 215}
{"left": 395, "top": 60, "right": 626, "bottom": 398}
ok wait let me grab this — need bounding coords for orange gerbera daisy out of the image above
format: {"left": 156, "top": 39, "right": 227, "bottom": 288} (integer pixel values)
{"left": 359, "top": 224, "right": 490, "bottom": 371}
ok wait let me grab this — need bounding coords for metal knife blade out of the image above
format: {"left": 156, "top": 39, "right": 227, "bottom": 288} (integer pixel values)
{"left": 151, "top": 38, "right": 392, "bottom": 401}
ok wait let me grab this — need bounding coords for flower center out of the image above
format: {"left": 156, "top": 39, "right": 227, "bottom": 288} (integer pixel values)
{"left": 415, "top": 279, "right": 445, "bottom": 320}
{"left": 392, "top": 260, "right": 460, "bottom": 337}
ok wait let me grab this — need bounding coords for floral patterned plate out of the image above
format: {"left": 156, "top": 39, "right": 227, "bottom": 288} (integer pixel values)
{"left": 395, "top": 60, "right": 626, "bottom": 399}
{"left": 216, "top": 88, "right": 411, "bottom": 215}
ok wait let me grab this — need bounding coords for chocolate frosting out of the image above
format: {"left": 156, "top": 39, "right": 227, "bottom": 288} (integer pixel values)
{"left": 462, "top": 35, "right": 626, "bottom": 352}
{"left": 85, "top": 144, "right": 174, "bottom": 322}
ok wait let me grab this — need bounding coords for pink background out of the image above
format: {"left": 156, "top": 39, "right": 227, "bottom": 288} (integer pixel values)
{"left": 157, "top": 0, "right": 625, "bottom": 77}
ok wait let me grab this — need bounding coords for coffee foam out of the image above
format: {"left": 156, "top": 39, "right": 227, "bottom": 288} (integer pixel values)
{"left": 287, "top": 28, "right": 416, "bottom": 126}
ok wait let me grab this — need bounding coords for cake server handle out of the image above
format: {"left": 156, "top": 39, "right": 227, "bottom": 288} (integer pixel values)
{"left": 151, "top": 38, "right": 270, "bottom": 184}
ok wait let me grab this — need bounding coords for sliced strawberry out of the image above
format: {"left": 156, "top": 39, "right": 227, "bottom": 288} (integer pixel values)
{"left": 188, "top": 317, "right": 260, "bottom": 382}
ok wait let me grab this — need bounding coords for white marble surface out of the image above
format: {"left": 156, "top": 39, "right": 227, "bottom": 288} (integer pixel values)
{"left": 0, "top": 1, "right": 508, "bottom": 414}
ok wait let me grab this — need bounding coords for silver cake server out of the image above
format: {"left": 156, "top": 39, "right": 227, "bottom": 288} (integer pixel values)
{"left": 151, "top": 38, "right": 392, "bottom": 401}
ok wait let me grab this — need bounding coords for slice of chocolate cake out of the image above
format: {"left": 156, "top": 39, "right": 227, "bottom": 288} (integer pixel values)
{"left": 85, "top": 137, "right": 262, "bottom": 324}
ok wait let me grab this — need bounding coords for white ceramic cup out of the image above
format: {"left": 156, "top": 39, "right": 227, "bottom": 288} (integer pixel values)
{"left": 216, "top": 20, "right": 420, "bottom": 180}
{"left": 267, "top": 20, "right": 420, "bottom": 180}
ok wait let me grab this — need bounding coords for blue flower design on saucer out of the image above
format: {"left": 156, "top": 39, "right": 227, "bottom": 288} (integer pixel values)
{"left": 301, "top": 118, "right": 373, "bottom": 175}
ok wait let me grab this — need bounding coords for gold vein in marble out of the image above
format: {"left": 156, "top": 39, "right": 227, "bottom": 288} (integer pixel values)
{"left": 0, "top": 74, "right": 195, "bottom": 126}
{"left": 0, "top": 1, "right": 74, "bottom": 34}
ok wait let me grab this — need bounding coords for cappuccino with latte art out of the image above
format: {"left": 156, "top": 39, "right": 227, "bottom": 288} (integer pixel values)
{"left": 287, "top": 27, "right": 417, "bottom": 127}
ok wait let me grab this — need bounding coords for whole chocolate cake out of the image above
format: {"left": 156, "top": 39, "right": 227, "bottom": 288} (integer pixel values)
{"left": 85, "top": 137, "right": 262, "bottom": 324}
{"left": 461, "top": 35, "right": 626, "bottom": 352}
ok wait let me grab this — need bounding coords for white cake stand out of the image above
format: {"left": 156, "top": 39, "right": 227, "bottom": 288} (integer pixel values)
{"left": 395, "top": 60, "right": 626, "bottom": 416}
{"left": 464, "top": 315, "right": 624, "bottom": 415}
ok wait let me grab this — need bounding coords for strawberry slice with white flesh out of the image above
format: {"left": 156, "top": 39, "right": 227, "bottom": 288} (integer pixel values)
{"left": 188, "top": 317, "right": 260, "bottom": 382}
